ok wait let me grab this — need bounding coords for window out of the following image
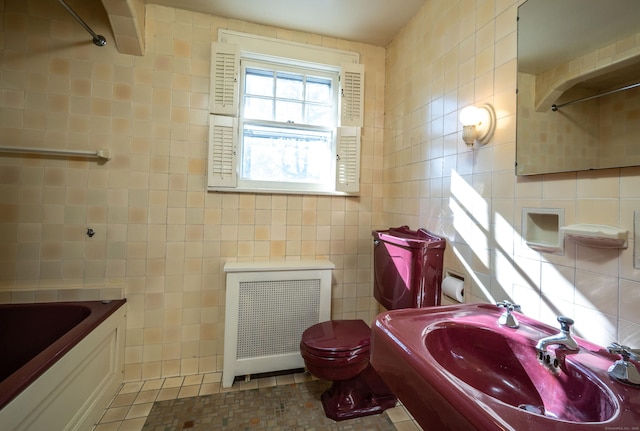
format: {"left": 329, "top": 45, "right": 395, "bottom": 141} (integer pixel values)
{"left": 208, "top": 33, "right": 364, "bottom": 195}
{"left": 239, "top": 62, "right": 337, "bottom": 192}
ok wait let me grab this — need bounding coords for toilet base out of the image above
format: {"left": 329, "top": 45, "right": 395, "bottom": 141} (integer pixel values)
{"left": 320, "top": 365, "right": 397, "bottom": 421}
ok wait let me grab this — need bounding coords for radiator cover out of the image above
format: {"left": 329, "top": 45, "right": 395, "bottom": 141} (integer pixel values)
{"left": 223, "top": 260, "right": 333, "bottom": 387}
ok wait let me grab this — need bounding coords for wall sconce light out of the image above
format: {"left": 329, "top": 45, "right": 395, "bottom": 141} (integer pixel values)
{"left": 459, "top": 104, "right": 496, "bottom": 147}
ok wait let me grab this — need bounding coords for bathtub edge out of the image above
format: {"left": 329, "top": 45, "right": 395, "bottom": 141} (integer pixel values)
{"left": 0, "top": 301, "right": 127, "bottom": 430}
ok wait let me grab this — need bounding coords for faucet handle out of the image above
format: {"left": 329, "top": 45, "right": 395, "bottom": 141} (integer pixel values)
{"left": 496, "top": 301, "right": 521, "bottom": 329}
{"left": 557, "top": 316, "right": 574, "bottom": 333}
{"left": 608, "top": 342, "right": 640, "bottom": 362}
{"left": 496, "top": 300, "right": 521, "bottom": 312}
{"left": 607, "top": 342, "right": 640, "bottom": 386}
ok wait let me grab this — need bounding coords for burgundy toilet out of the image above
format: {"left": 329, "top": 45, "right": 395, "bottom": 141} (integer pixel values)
{"left": 300, "top": 226, "right": 446, "bottom": 421}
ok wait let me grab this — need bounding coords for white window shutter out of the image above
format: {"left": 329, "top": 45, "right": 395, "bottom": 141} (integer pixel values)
{"left": 340, "top": 63, "right": 364, "bottom": 127}
{"left": 336, "top": 127, "right": 361, "bottom": 194}
{"left": 208, "top": 114, "right": 237, "bottom": 188}
{"left": 210, "top": 42, "right": 240, "bottom": 115}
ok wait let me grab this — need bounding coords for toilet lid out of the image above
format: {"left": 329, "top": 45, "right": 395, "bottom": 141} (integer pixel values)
{"left": 301, "top": 319, "right": 371, "bottom": 354}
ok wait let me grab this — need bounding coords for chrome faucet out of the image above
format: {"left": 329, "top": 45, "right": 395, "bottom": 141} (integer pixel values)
{"left": 496, "top": 300, "right": 521, "bottom": 329}
{"left": 607, "top": 342, "right": 640, "bottom": 386}
{"left": 536, "top": 316, "right": 579, "bottom": 354}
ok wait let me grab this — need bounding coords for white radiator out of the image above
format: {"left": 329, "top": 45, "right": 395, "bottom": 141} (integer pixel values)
{"left": 222, "top": 260, "right": 333, "bottom": 387}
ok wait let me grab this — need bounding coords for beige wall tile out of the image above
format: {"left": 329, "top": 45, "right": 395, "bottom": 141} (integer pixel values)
{"left": 4, "top": 0, "right": 639, "bottom": 382}
{"left": 383, "top": 0, "right": 640, "bottom": 349}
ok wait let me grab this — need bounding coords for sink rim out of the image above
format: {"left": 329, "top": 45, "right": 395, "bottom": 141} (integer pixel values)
{"left": 422, "top": 319, "right": 619, "bottom": 423}
{"left": 370, "top": 304, "right": 640, "bottom": 430}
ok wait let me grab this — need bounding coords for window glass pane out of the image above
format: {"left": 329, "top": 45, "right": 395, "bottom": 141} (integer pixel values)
{"left": 245, "top": 69, "right": 274, "bottom": 97}
{"left": 242, "top": 125, "right": 332, "bottom": 183}
{"left": 276, "top": 72, "right": 304, "bottom": 100}
{"left": 239, "top": 61, "right": 339, "bottom": 192}
{"left": 306, "top": 105, "right": 334, "bottom": 126}
{"left": 244, "top": 96, "right": 273, "bottom": 120}
{"left": 275, "top": 100, "right": 303, "bottom": 123}
{"left": 306, "top": 76, "right": 332, "bottom": 104}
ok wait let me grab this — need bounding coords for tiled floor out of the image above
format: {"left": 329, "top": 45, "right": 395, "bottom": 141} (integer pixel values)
{"left": 93, "top": 371, "right": 424, "bottom": 431}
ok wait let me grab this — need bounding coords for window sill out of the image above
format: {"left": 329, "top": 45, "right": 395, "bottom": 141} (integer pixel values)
{"left": 207, "top": 186, "right": 358, "bottom": 197}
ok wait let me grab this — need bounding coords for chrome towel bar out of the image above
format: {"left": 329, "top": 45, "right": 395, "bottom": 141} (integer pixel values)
{"left": 0, "top": 145, "right": 111, "bottom": 161}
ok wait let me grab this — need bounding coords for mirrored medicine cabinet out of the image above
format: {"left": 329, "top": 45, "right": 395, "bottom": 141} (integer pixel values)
{"left": 516, "top": 0, "right": 640, "bottom": 175}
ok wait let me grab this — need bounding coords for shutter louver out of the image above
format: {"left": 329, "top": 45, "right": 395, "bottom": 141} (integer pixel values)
{"left": 210, "top": 43, "right": 239, "bottom": 115}
{"left": 340, "top": 63, "right": 365, "bottom": 127}
{"left": 336, "top": 127, "right": 360, "bottom": 194}
{"left": 208, "top": 115, "right": 237, "bottom": 188}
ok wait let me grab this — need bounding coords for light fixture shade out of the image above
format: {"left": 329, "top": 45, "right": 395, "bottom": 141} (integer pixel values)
{"left": 459, "top": 103, "right": 496, "bottom": 146}
{"left": 459, "top": 106, "right": 481, "bottom": 126}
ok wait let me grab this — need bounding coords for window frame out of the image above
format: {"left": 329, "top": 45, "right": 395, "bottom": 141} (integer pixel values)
{"left": 237, "top": 59, "right": 340, "bottom": 193}
{"left": 208, "top": 31, "right": 364, "bottom": 196}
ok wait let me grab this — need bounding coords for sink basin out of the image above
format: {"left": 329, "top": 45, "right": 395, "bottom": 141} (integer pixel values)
{"left": 370, "top": 304, "right": 640, "bottom": 431}
{"left": 426, "top": 322, "right": 614, "bottom": 422}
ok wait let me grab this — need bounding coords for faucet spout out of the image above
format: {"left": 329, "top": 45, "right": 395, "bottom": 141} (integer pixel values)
{"left": 535, "top": 316, "right": 579, "bottom": 353}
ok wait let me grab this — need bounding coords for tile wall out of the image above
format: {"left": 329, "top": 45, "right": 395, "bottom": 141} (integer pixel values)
{"left": 2, "top": 0, "right": 640, "bottom": 387}
{"left": 0, "top": 0, "right": 386, "bottom": 380}
{"left": 383, "top": 0, "right": 640, "bottom": 348}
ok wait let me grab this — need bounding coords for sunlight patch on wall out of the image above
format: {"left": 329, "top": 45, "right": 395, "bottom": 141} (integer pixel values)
{"left": 448, "top": 172, "right": 616, "bottom": 344}
{"left": 450, "top": 172, "right": 490, "bottom": 271}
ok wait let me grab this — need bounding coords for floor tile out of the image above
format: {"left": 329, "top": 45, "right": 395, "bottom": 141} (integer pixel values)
{"left": 177, "top": 384, "right": 200, "bottom": 398}
{"left": 156, "top": 387, "right": 180, "bottom": 401}
{"left": 117, "top": 417, "right": 146, "bottom": 431}
{"left": 140, "top": 379, "right": 163, "bottom": 391}
{"left": 386, "top": 405, "right": 412, "bottom": 422}
{"left": 183, "top": 374, "right": 204, "bottom": 386}
{"left": 133, "top": 390, "right": 158, "bottom": 405}
{"left": 394, "top": 421, "right": 422, "bottom": 431}
{"left": 111, "top": 393, "right": 137, "bottom": 408}
{"left": 125, "top": 403, "right": 154, "bottom": 420}
{"left": 202, "top": 372, "right": 222, "bottom": 383}
{"left": 257, "top": 376, "right": 276, "bottom": 388}
{"left": 198, "top": 382, "right": 220, "bottom": 395}
{"left": 94, "top": 371, "right": 422, "bottom": 431}
{"left": 142, "top": 380, "right": 397, "bottom": 430}
{"left": 119, "top": 382, "right": 144, "bottom": 394}
{"left": 275, "top": 373, "right": 295, "bottom": 385}
{"left": 162, "top": 376, "right": 184, "bottom": 388}
{"left": 93, "top": 422, "right": 120, "bottom": 431}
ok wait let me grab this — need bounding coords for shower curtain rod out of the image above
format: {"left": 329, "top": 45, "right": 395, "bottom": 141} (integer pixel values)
{"left": 551, "top": 81, "right": 640, "bottom": 111}
{"left": 56, "top": 0, "right": 107, "bottom": 46}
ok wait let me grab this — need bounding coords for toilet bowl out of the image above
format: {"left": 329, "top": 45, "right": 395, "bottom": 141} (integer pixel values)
{"left": 300, "top": 320, "right": 370, "bottom": 381}
{"left": 300, "top": 226, "right": 446, "bottom": 421}
{"left": 300, "top": 319, "right": 396, "bottom": 421}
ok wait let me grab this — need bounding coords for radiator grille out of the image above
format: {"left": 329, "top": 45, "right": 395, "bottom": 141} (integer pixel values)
{"left": 222, "top": 260, "right": 333, "bottom": 388}
{"left": 237, "top": 279, "right": 321, "bottom": 359}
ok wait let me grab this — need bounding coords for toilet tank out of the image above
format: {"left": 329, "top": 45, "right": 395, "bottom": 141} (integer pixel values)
{"left": 372, "top": 226, "right": 446, "bottom": 310}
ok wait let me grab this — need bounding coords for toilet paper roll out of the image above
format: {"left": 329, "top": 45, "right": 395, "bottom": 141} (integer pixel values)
{"left": 442, "top": 275, "right": 464, "bottom": 303}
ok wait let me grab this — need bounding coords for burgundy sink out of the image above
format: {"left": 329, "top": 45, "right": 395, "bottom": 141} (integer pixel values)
{"left": 426, "top": 322, "right": 615, "bottom": 422}
{"left": 370, "top": 304, "right": 640, "bottom": 431}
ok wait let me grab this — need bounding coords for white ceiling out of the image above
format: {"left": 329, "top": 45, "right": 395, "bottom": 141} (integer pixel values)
{"left": 148, "top": 0, "right": 427, "bottom": 47}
